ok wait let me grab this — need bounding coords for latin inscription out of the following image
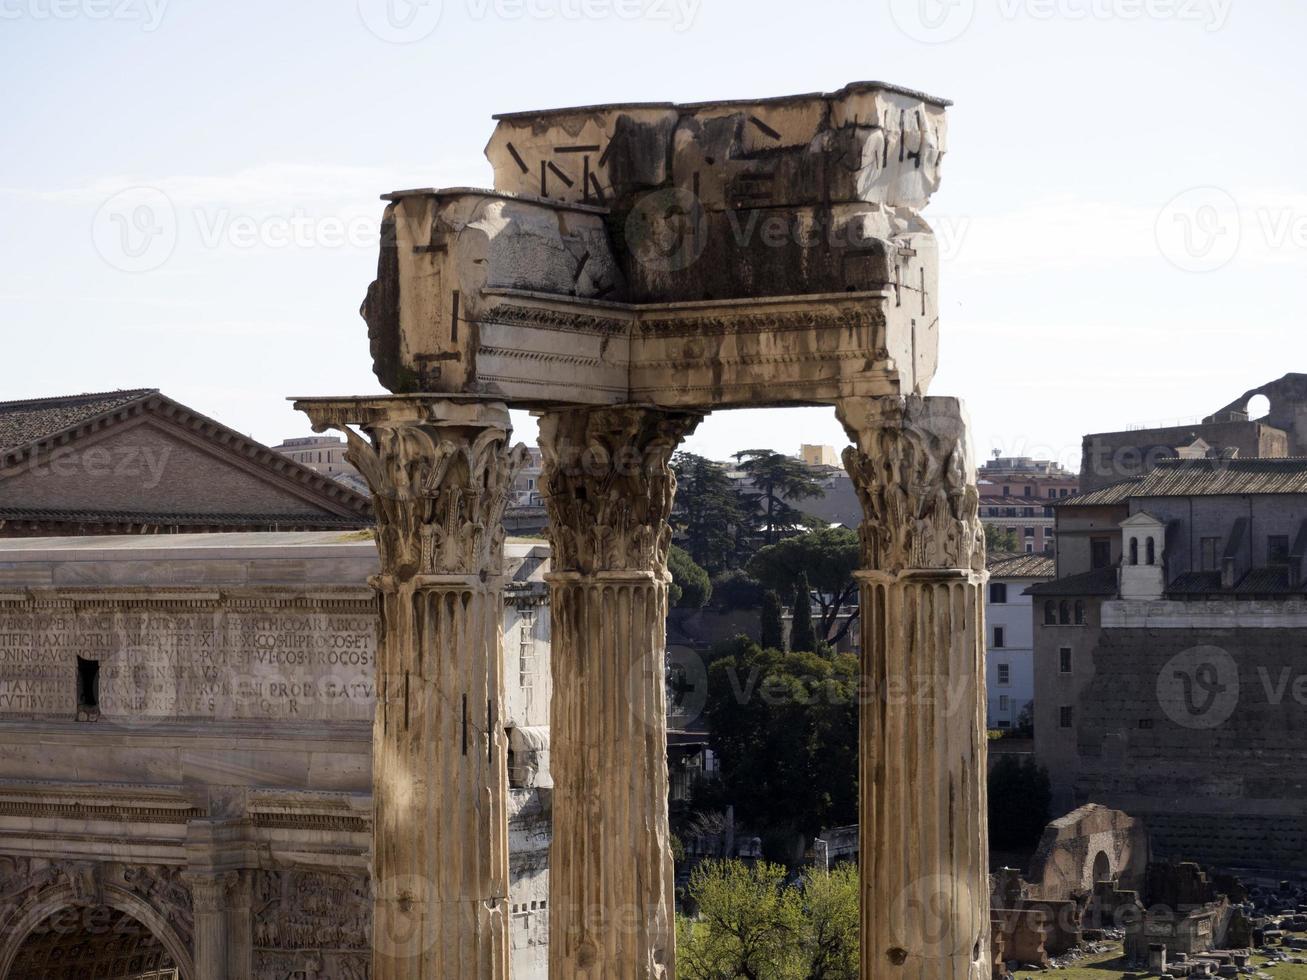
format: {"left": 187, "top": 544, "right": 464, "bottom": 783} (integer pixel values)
{"left": 0, "top": 609, "right": 376, "bottom": 721}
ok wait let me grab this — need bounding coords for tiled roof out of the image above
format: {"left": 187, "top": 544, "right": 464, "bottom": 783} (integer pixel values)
{"left": 1233, "top": 567, "right": 1300, "bottom": 595}
{"left": 1133, "top": 457, "right": 1307, "bottom": 497}
{"left": 0, "top": 390, "right": 156, "bottom": 451}
{"left": 0, "top": 508, "right": 369, "bottom": 529}
{"left": 1026, "top": 566, "right": 1119, "bottom": 597}
{"left": 988, "top": 553, "right": 1055, "bottom": 578}
{"left": 1055, "top": 479, "right": 1142, "bottom": 508}
{"left": 1167, "top": 571, "right": 1223, "bottom": 596}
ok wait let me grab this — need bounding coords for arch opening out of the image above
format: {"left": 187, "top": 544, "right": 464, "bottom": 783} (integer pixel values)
{"left": 7, "top": 905, "right": 179, "bottom": 980}
{"left": 1091, "top": 850, "right": 1112, "bottom": 884}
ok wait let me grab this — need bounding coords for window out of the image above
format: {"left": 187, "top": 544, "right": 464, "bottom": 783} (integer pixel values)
{"left": 1269, "top": 535, "right": 1291, "bottom": 566}
{"left": 1059, "top": 705, "right": 1074, "bottom": 729}
{"left": 1003, "top": 485, "right": 1011, "bottom": 496}
{"left": 1129, "top": 537, "right": 1139, "bottom": 565}
{"left": 999, "top": 695, "right": 1011, "bottom": 710}
{"left": 1138, "top": 718, "right": 1154, "bottom": 730}
{"left": 989, "top": 582, "right": 1008, "bottom": 604}
{"left": 993, "top": 627, "right": 1006, "bottom": 648}
{"left": 1059, "top": 601, "right": 1071, "bottom": 625}
{"left": 1044, "top": 507, "right": 1054, "bottom": 517}
{"left": 76, "top": 657, "right": 99, "bottom": 719}
{"left": 1146, "top": 537, "right": 1156, "bottom": 566}
{"left": 997, "top": 664, "right": 1011, "bottom": 685}
{"left": 1026, "top": 543, "right": 1034, "bottom": 554}
{"left": 1074, "top": 600, "right": 1086, "bottom": 625}
{"left": 1091, "top": 538, "right": 1113, "bottom": 570}
{"left": 1200, "top": 537, "right": 1221, "bottom": 572}
{"left": 1059, "top": 647, "right": 1072, "bottom": 673}
{"left": 1023, "top": 508, "right": 1034, "bottom": 517}
{"left": 1060, "top": 489, "right": 1070, "bottom": 498}
{"left": 1048, "top": 489, "right": 1057, "bottom": 499}
{"left": 1044, "top": 601, "right": 1057, "bottom": 625}
{"left": 1024, "top": 486, "right": 1033, "bottom": 498}
{"left": 1024, "top": 526, "right": 1035, "bottom": 537}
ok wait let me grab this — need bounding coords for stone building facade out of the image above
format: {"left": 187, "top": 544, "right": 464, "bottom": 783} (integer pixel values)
{"left": 0, "top": 532, "right": 552, "bottom": 979}
{"left": 1032, "top": 456, "right": 1307, "bottom": 871}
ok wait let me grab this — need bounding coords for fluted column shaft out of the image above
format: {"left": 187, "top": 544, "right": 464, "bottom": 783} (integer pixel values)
{"left": 538, "top": 407, "right": 701, "bottom": 980}
{"left": 186, "top": 872, "right": 238, "bottom": 980}
{"left": 839, "top": 396, "right": 990, "bottom": 980}
{"left": 310, "top": 399, "right": 525, "bottom": 980}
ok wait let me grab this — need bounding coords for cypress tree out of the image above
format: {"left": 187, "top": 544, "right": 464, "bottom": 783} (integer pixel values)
{"left": 760, "top": 589, "right": 785, "bottom": 651}
{"left": 790, "top": 572, "right": 818, "bottom": 653}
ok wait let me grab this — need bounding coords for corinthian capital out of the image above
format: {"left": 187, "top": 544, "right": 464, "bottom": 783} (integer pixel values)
{"left": 538, "top": 407, "right": 702, "bottom": 575}
{"left": 837, "top": 395, "right": 985, "bottom": 575}
{"left": 304, "top": 400, "right": 526, "bottom": 580}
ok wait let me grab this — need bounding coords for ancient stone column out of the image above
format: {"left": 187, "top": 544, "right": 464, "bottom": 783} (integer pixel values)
{"left": 537, "top": 407, "right": 701, "bottom": 980}
{"left": 185, "top": 871, "right": 238, "bottom": 980}
{"left": 317, "top": 399, "right": 525, "bottom": 980}
{"left": 837, "top": 395, "right": 990, "bottom": 980}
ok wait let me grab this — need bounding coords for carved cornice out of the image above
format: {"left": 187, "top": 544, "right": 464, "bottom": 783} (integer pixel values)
{"left": 638, "top": 306, "right": 881, "bottom": 339}
{"left": 324, "top": 415, "right": 526, "bottom": 580}
{"left": 539, "top": 408, "right": 701, "bottom": 575}
{"left": 838, "top": 396, "right": 985, "bottom": 575}
{"left": 483, "top": 303, "right": 630, "bottom": 335}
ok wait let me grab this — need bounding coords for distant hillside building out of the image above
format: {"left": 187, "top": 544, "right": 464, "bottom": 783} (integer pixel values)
{"left": 978, "top": 457, "right": 1079, "bottom": 554}
{"left": 1031, "top": 456, "right": 1307, "bottom": 870}
{"left": 799, "top": 444, "right": 841, "bottom": 467}
{"left": 0, "top": 391, "right": 371, "bottom": 537}
{"left": 270, "top": 434, "right": 368, "bottom": 494}
{"left": 1079, "top": 373, "right": 1307, "bottom": 492}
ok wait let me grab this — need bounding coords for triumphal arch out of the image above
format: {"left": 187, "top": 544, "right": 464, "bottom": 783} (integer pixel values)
{"left": 296, "top": 80, "right": 989, "bottom": 980}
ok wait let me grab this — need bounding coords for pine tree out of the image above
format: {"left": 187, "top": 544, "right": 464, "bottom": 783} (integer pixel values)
{"left": 760, "top": 589, "right": 785, "bottom": 651}
{"left": 790, "top": 572, "right": 818, "bottom": 653}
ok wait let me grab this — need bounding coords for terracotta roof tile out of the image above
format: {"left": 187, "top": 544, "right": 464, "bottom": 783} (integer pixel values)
{"left": 987, "top": 553, "right": 1055, "bottom": 578}
{"left": 0, "top": 390, "right": 156, "bottom": 452}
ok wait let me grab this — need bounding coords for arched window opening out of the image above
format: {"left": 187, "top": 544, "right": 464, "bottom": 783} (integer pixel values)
{"left": 1074, "top": 601, "right": 1086, "bottom": 625}
{"left": 1044, "top": 601, "right": 1057, "bottom": 626}
{"left": 1146, "top": 537, "right": 1156, "bottom": 566}
{"left": 1129, "top": 537, "right": 1139, "bottom": 565}
{"left": 1059, "top": 601, "right": 1071, "bottom": 625}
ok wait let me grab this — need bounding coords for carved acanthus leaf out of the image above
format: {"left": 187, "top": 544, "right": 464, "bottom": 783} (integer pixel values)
{"left": 838, "top": 395, "right": 985, "bottom": 575}
{"left": 329, "top": 420, "right": 526, "bottom": 579}
{"left": 539, "top": 408, "right": 702, "bottom": 575}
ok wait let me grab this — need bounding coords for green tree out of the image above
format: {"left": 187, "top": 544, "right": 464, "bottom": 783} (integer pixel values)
{"left": 678, "top": 860, "right": 801, "bottom": 980}
{"left": 749, "top": 528, "right": 860, "bottom": 646}
{"left": 705, "top": 642, "right": 858, "bottom": 840}
{"left": 760, "top": 590, "right": 785, "bottom": 651}
{"left": 712, "top": 569, "right": 764, "bottom": 611}
{"left": 733, "top": 449, "right": 825, "bottom": 546}
{"left": 677, "top": 862, "right": 859, "bottom": 980}
{"left": 673, "top": 452, "right": 750, "bottom": 573}
{"left": 988, "top": 755, "right": 1052, "bottom": 850}
{"left": 669, "top": 545, "right": 713, "bottom": 609}
{"left": 789, "top": 573, "right": 818, "bottom": 654}
{"left": 985, "top": 524, "right": 1021, "bottom": 553}
{"left": 795, "top": 864, "right": 860, "bottom": 980}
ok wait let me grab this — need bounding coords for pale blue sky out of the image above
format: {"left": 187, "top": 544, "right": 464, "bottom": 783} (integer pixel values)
{"left": 3, "top": 0, "right": 1304, "bottom": 470}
